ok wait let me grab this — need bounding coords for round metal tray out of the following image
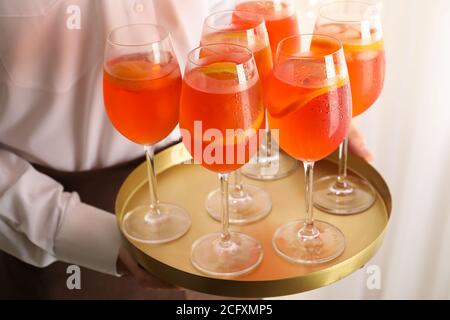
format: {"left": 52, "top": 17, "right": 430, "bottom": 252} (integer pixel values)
{"left": 115, "top": 143, "right": 391, "bottom": 297}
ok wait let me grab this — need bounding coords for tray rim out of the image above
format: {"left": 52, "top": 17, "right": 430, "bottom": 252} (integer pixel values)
{"left": 115, "top": 142, "right": 392, "bottom": 298}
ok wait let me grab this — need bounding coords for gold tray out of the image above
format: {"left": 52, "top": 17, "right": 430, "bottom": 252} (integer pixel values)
{"left": 115, "top": 143, "right": 391, "bottom": 298}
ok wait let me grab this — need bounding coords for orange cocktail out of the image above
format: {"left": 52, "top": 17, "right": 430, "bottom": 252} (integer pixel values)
{"left": 103, "top": 24, "right": 190, "bottom": 244}
{"left": 202, "top": 11, "right": 273, "bottom": 87}
{"left": 180, "top": 57, "right": 264, "bottom": 173}
{"left": 315, "top": 23, "right": 385, "bottom": 116}
{"left": 200, "top": 10, "right": 273, "bottom": 225}
{"left": 203, "top": 9, "right": 299, "bottom": 181}
{"left": 268, "top": 34, "right": 350, "bottom": 265}
{"left": 103, "top": 52, "right": 181, "bottom": 145}
{"left": 312, "top": 2, "right": 386, "bottom": 215}
{"left": 266, "top": 38, "right": 351, "bottom": 161}
{"left": 202, "top": 35, "right": 272, "bottom": 86}
{"left": 180, "top": 44, "right": 265, "bottom": 277}
{"left": 267, "top": 60, "right": 351, "bottom": 161}
{"left": 235, "top": 0, "right": 299, "bottom": 59}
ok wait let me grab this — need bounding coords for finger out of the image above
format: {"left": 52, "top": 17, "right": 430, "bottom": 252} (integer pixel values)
{"left": 348, "top": 125, "right": 374, "bottom": 162}
{"left": 126, "top": 257, "right": 178, "bottom": 290}
{"left": 119, "top": 246, "right": 179, "bottom": 290}
{"left": 134, "top": 264, "right": 180, "bottom": 290}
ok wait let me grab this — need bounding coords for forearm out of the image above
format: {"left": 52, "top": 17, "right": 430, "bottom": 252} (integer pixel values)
{"left": 0, "top": 149, "right": 121, "bottom": 275}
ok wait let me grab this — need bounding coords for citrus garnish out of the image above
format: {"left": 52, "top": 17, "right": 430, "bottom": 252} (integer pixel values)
{"left": 316, "top": 23, "right": 384, "bottom": 52}
{"left": 270, "top": 77, "right": 348, "bottom": 119}
{"left": 203, "top": 31, "right": 248, "bottom": 45}
{"left": 109, "top": 59, "right": 158, "bottom": 80}
{"left": 269, "top": 58, "right": 349, "bottom": 118}
{"left": 200, "top": 62, "right": 238, "bottom": 80}
{"left": 344, "top": 39, "right": 384, "bottom": 53}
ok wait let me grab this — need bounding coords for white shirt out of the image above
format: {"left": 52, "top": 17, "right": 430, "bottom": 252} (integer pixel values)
{"left": 0, "top": 0, "right": 210, "bottom": 275}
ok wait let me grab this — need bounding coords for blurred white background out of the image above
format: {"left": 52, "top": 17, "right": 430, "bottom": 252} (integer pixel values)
{"left": 209, "top": 0, "right": 450, "bottom": 299}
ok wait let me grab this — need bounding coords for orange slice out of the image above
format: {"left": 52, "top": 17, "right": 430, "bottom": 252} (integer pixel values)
{"left": 199, "top": 62, "right": 239, "bottom": 80}
{"left": 106, "top": 59, "right": 178, "bottom": 91}
{"left": 207, "top": 31, "right": 266, "bottom": 50}
{"left": 109, "top": 59, "right": 160, "bottom": 80}
{"left": 269, "top": 58, "right": 349, "bottom": 118}
{"left": 270, "top": 77, "right": 348, "bottom": 118}
{"left": 344, "top": 39, "right": 384, "bottom": 53}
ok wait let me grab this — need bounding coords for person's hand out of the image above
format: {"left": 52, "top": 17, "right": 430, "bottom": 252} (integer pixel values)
{"left": 116, "top": 244, "right": 179, "bottom": 290}
{"left": 348, "top": 122, "right": 374, "bottom": 162}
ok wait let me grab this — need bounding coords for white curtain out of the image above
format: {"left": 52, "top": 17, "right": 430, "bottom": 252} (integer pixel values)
{"left": 267, "top": 0, "right": 450, "bottom": 300}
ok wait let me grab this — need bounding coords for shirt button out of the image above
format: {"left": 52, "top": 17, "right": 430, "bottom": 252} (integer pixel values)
{"left": 134, "top": 2, "right": 145, "bottom": 13}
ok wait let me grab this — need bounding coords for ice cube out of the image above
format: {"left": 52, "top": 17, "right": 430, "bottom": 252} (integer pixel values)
{"left": 316, "top": 23, "right": 348, "bottom": 35}
{"left": 340, "top": 26, "right": 361, "bottom": 42}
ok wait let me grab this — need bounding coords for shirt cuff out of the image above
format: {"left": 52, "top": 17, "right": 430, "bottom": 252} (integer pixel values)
{"left": 53, "top": 197, "right": 122, "bottom": 276}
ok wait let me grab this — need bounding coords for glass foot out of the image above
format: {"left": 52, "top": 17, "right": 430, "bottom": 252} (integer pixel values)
{"left": 272, "top": 220, "right": 345, "bottom": 264}
{"left": 313, "top": 175, "right": 376, "bottom": 215}
{"left": 122, "top": 204, "right": 191, "bottom": 244}
{"left": 241, "top": 146, "right": 299, "bottom": 181}
{"left": 205, "top": 184, "right": 272, "bottom": 225}
{"left": 191, "top": 232, "right": 263, "bottom": 277}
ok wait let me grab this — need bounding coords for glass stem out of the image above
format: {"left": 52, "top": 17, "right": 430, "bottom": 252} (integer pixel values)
{"left": 219, "top": 173, "right": 231, "bottom": 243}
{"left": 302, "top": 161, "right": 317, "bottom": 237}
{"left": 233, "top": 170, "right": 245, "bottom": 197}
{"left": 336, "top": 137, "right": 349, "bottom": 188}
{"left": 264, "top": 110, "right": 272, "bottom": 167}
{"left": 144, "top": 145, "right": 159, "bottom": 214}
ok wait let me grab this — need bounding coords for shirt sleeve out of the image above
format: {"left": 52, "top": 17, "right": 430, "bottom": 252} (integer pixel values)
{"left": 0, "top": 149, "right": 122, "bottom": 276}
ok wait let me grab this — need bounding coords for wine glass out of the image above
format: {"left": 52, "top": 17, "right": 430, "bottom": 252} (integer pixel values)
{"left": 201, "top": 10, "right": 272, "bottom": 225}
{"left": 103, "top": 24, "right": 191, "bottom": 243}
{"left": 267, "top": 34, "right": 351, "bottom": 263}
{"left": 235, "top": 0, "right": 299, "bottom": 59}
{"left": 179, "top": 44, "right": 264, "bottom": 276}
{"left": 234, "top": 0, "right": 300, "bottom": 180}
{"left": 313, "top": 1, "right": 385, "bottom": 214}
